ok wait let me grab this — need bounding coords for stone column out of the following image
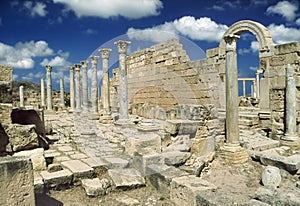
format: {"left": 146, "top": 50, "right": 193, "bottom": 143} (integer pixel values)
{"left": 69, "top": 66, "right": 75, "bottom": 111}
{"left": 242, "top": 80, "right": 246, "bottom": 97}
{"left": 114, "top": 40, "right": 131, "bottom": 124}
{"left": 81, "top": 60, "right": 89, "bottom": 111}
{"left": 99, "top": 48, "right": 112, "bottom": 120}
{"left": 256, "top": 69, "right": 263, "bottom": 99}
{"left": 46, "top": 65, "right": 52, "bottom": 110}
{"left": 19, "top": 85, "right": 24, "bottom": 108}
{"left": 40, "top": 78, "right": 45, "bottom": 108}
{"left": 253, "top": 80, "right": 257, "bottom": 98}
{"left": 74, "top": 64, "right": 81, "bottom": 111}
{"left": 222, "top": 35, "right": 248, "bottom": 163}
{"left": 90, "top": 56, "right": 99, "bottom": 113}
{"left": 225, "top": 35, "right": 240, "bottom": 146}
{"left": 60, "top": 78, "right": 65, "bottom": 108}
{"left": 283, "top": 64, "right": 298, "bottom": 140}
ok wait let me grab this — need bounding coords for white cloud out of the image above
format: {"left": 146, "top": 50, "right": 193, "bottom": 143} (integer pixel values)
{"left": 249, "top": 66, "right": 259, "bottom": 71}
{"left": 0, "top": 40, "right": 54, "bottom": 69}
{"left": 85, "top": 29, "right": 98, "bottom": 35}
{"left": 250, "top": 0, "right": 267, "bottom": 6}
{"left": 238, "top": 41, "right": 259, "bottom": 55}
{"left": 53, "top": 0, "right": 163, "bottom": 19}
{"left": 127, "top": 16, "right": 228, "bottom": 43}
{"left": 21, "top": 71, "right": 44, "bottom": 81}
{"left": 268, "top": 23, "right": 300, "bottom": 44}
{"left": 24, "top": 1, "right": 47, "bottom": 17}
{"left": 296, "top": 18, "right": 300, "bottom": 25}
{"left": 40, "top": 55, "right": 71, "bottom": 69}
{"left": 266, "top": 1, "right": 298, "bottom": 21}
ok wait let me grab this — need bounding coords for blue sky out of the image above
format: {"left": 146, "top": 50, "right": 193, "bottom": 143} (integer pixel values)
{"left": 0, "top": 0, "right": 300, "bottom": 92}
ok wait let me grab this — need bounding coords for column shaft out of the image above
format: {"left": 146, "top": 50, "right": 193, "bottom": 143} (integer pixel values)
{"left": 74, "top": 64, "right": 81, "bottom": 111}
{"left": 90, "top": 56, "right": 99, "bottom": 113}
{"left": 256, "top": 71, "right": 260, "bottom": 98}
{"left": 81, "top": 61, "right": 89, "bottom": 110}
{"left": 46, "top": 65, "right": 52, "bottom": 110}
{"left": 225, "top": 35, "right": 239, "bottom": 146}
{"left": 60, "top": 78, "right": 65, "bottom": 108}
{"left": 242, "top": 80, "right": 246, "bottom": 97}
{"left": 69, "top": 67, "right": 75, "bottom": 111}
{"left": 19, "top": 85, "right": 24, "bottom": 108}
{"left": 40, "top": 78, "right": 45, "bottom": 108}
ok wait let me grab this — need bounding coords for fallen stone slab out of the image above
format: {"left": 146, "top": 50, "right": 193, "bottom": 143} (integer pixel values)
{"left": 170, "top": 175, "right": 217, "bottom": 206}
{"left": 165, "top": 135, "right": 191, "bottom": 152}
{"left": 61, "top": 159, "right": 94, "bottom": 181}
{"left": 81, "top": 178, "right": 106, "bottom": 197}
{"left": 146, "top": 165, "right": 188, "bottom": 198}
{"left": 116, "top": 195, "right": 140, "bottom": 206}
{"left": 108, "top": 168, "right": 145, "bottom": 190}
{"left": 34, "top": 172, "right": 44, "bottom": 194}
{"left": 13, "top": 148, "right": 46, "bottom": 170}
{"left": 243, "top": 199, "right": 271, "bottom": 206}
{"left": 81, "top": 157, "right": 109, "bottom": 170}
{"left": 104, "top": 157, "right": 129, "bottom": 169}
{"left": 40, "top": 169, "right": 73, "bottom": 189}
{"left": 165, "top": 120, "right": 198, "bottom": 137}
{"left": 161, "top": 151, "right": 190, "bottom": 166}
{"left": 131, "top": 153, "right": 164, "bottom": 175}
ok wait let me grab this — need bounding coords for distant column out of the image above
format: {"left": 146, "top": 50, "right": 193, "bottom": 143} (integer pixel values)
{"left": 114, "top": 40, "right": 131, "bottom": 123}
{"left": 19, "top": 85, "right": 24, "bottom": 108}
{"left": 99, "top": 48, "right": 112, "bottom": 117}
{"left": 81, "top": 60, "right": 89, "bottom": 111}
{"left": 90, "top": 56, "right": 99, "bottom": 113}
{"left": 256, "top": 69, "right": 263, "bottom": 99}
{"left": 40, "top": 78, "right": 45, "bottom": 108}
{"left": 242, "top": 80, "right": 246, "bottom": 97}
{"left": 74, "top": 64, "right": 81, "bottom": 111}
{"left": 46, "top": 65, "right": 52, "bottom": 110}
{"left": 60, "top": 78, "right": 65, "bottom": 108}
{"left": 69, "top": 66, "right": 75, "bottom": 111}
{"left": 224, "top": 35, "right": 239, "bottom": 146}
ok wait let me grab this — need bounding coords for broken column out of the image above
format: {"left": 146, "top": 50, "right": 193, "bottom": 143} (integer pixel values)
{"left": 114, "top": 40, "right": 131, "bottom": 124}
{"left": 282, "top": 64, "right": 300, "bottom": 148}
{"left": 19, "top": 85, "right": 24, "bottom": 108}
{"left": 74, "top": 64, "right": 81, "bottom": 111}
{"left": 46, "top": 65, "right": 52, "bottom": 110}
{"left": 60, "top": 78, "right": 65, "bottom": 108}
{"left": 69, "top": 66, "right": 75, "bottom": 111}
{"left": 40, "top": 78, "right": 45, "bottom": 108}
{"left": 221, "top": 35, "right": 248, "bottom": 163}
{"left": 90, "top": 56, "right": 99, "bottom": 117}
{"left": 99, "top": 48, "right": 113, "bottom": 122}
{"left": 81, "top": 60, "right": 89, "bottom": 111}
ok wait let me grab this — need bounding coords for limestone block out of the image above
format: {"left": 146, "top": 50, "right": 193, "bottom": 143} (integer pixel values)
{"left": 61, "top": 159, "right": 94, "bottom": 180}
{"left": 13, "top": 148, "right": 46, "bottom": 170}
{"left": 81, "top": 178, "right": 107, "bottom": 197}
{"left": 0, "top": 156, "right": 35, "bottom": 206}
{"left": 165, "top": 135, "right": 191, "bottom": 152}
{"left": 261, "top": 165, "right": 281, "bottom": 188}
{"left": 108, "top": 168, "right": 145, "bottom": 189}
{"left": 104, "top": 157, "right": 129, "bottom": 169}
{"left": 124, "top": 132, "right": 161, "bottom": 156}
{"left": 131, "top": 153, "right": 164, "bottom": 175}
{"left": 162, "top": 151, "right": 190, "bottom": 166}
{"left": 190, "top": 136, "right": 215, "bottom": 156}
{"left": 170, "top": 175, "right": 217, "bottom": 206}
{"left": 165, "top": 120, "right": 198, "bottom": 137}
{"left": 3, "top": 124, "right": 39, "bottom": 152}
{"left": 40, "top": 169, "right": 73, "bottom": 189}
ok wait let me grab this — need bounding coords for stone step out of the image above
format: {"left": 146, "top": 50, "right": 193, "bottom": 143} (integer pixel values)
{"left": 108, "top": 168, "right": 145, "bottom": 189}
{"left": 61, "top": 159, "right": 94, "bottom": 182}
{"left": 40, "top": 169, "right": 73, "bottom": 189}
{"left": 104, "top": 157, "right": 129, "bottom": 169}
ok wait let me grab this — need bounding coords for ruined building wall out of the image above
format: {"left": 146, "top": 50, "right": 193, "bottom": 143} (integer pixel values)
{"left": 0, "top": 65, "right": 13, "bottom": 103}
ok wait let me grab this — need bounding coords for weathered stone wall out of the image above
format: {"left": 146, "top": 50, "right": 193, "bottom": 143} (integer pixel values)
{"left": 0, "top": 156, "right": 35, "bottom": 205}
{"left": 0, "top": 104, "right": 12, "bottom": 124}
{"left": 0, "top": 65, "right": 13, "bottom": 103}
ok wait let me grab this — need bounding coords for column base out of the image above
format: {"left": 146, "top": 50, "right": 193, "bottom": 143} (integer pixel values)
{"left": 219, "top": 144, "right": 249, "bottom": 164}
{"left": 88, "top": 113, "right": 100, "bottom": 120}
{"left": 115, "top": 119, "right": 135, "bottom": 127}
{"left": 281, "top": 134, "right": 300, "bottom": 150}
{"left": 100, "top": 114, "right": 114, "bottom": 124}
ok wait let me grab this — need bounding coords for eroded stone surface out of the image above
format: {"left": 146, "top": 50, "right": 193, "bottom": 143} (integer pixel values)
{"left": 108, "top": 168, "right": 145, "bottom": 189}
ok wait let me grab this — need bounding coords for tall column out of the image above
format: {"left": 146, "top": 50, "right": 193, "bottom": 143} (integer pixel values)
{"left": 90, "top": 56, "right": 99, "bottom": 113}
{"left": 115, "top": 40, "right": 131, "bottom": 123}
{"left": 46, "top": 65, "right": 52, "bottom": 110}
{"left": 69, "top": 66, "right": 75, "bottom": 111}
{"left": 253, "top": 80, "right": 257, "bottom": 98}
{"left": 60, "top": 78, "right": 65, "bottom": 108}
{"left": 256, "top": 69, "right": 263, "bottom": 99}
{"left": 81, "top": 60, "right": 89, "bottom": 110}
{"left": 19, "top": 85, "right": 24, "bottom": 108}
{"left": 283, "top": 64, "right": 298, "bottom": 140}
{"left": 242, "top": 80, "right": 246, "bottom": 97}
{"left": 41, "top": 78, "right": 45, "bottom": 108}
{"left": 74, "top": 64, "right": 81, "bottom": 111}
{"left": 99, "top": 48, "right": 112, "bottom": 118}
{"left": 225, "top": 35, "right": 240, "bottom": 146}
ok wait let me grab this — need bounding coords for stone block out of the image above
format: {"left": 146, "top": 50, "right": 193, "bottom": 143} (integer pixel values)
{"left": 161, "top": 151, "right": 190, "bottom": 166}
{"left": 40, "top": 169, "right": 73, "bottom": 189}
{"left": 61, "top": 159, "right": 94, "bottom": 180}
{"left": 108, "top": 168, "right": 145, "bottom": 189}
{"left": 165, "top": 135, "right": 191, "bottom": 152}
{"left": 81, "top": 178, "right": 107, "bottom": 197}
{"left": 165, "top": 120, "right": 198, "bottom": 137}
{"left": 0, "top": 156, "right": 35, "bottom": 206}
{"left": 261, "top": 165, "right": 281, "bottom": 188}
{"left": 131, "top": 153, "right": 164, "bottom": 175}
{"left": 104, "top": 157, "right": 129, "bottom": 169}
{"left": 13, "top": 148, "right": 46, "bottom": 170}
{"left": 34, "top": 172, "right": 44, "bottom": 194}
{"left": 170, "top": 175, "right": 217, "bottom": 206}
{"left": 124, "top": 132, "right": 161, "bottom": 156}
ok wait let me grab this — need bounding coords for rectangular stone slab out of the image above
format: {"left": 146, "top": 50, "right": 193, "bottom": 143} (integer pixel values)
{"left": 61, "top": 159, "right": 94, "bottom": 179}
{"left": 108, "top": 168, "right": 145, "bottom": 189}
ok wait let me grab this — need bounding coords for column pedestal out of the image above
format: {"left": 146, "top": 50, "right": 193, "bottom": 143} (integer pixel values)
{"left": 220, "top": 144, "right": 249, "bottom": 164}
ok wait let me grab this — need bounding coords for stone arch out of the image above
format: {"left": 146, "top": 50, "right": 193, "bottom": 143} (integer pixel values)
{"left": 219, "top": 20, "right": 274, "bottom": 57}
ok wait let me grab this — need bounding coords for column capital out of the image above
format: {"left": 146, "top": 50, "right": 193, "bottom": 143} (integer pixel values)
{"left": 69, "top": 66, "right": 74, "bottom": 72}
{"left": 74, "top": 64, "right": 81, "bottom": 71}
{"left": 46, "top": 65, "right": 52, "bottom": 72}
{"left": 114, "top": 40, "right": 131, "bottom": 54}
{"left": 224, "top": 35, "right": 240, "bottom": 51}
{"left": 99, "top": 48, "right": 112, "bottom": 59}
{"left": 90, "top": 56, "right": 99, "bottom": 65}
{"left": 80, "top": 60, "right": 88, "bottom": 68}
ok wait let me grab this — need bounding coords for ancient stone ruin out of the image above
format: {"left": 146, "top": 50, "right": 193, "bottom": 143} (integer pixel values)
{"left": 1, "top": 20, "right": 300, "bottom": 205}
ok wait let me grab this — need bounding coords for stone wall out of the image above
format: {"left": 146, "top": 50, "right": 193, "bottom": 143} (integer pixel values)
{"left": 0, "top": 156, "right": 35, "bottom": 205}
{"left": 0, "top": 65, "right": 13, "bottom": 103}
